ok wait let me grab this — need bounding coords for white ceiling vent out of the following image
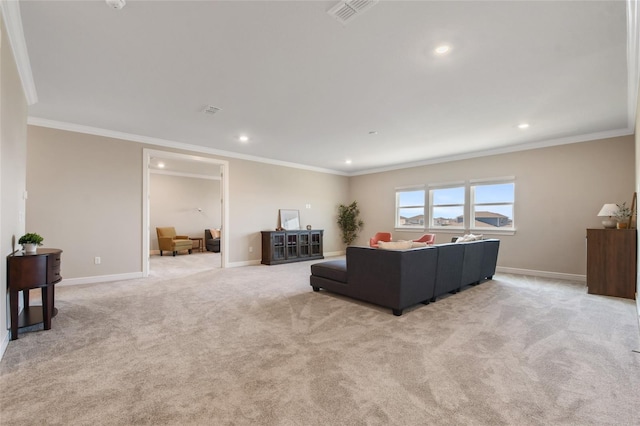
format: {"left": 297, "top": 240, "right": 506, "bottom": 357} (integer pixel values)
{"left": 203, "top": 105, "right": 221, "bottom": 115}
{"left": 327, "top": 0, "right": 378, "bottom": 24}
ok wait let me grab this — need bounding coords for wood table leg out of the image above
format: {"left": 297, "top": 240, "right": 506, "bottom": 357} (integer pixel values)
{"left": 42, "top": 286, "right": 53, "bottom": 330}
{"left": 10, "top": 290, "right": 19, "bottom": 340}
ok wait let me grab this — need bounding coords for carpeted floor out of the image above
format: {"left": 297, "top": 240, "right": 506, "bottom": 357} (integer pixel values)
{"left": 1, "top": 253, "right": 639, "bottom": 425}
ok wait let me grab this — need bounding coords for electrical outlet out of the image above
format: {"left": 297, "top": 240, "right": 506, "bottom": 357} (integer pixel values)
{"left": 94, "top": 256, "right": 101, "bottom": 265}
{"left": 249, "top": 246, "right": 253, "bottom": 253}
{"left": 305, "top": 203, "right": 311, "bottom": 209}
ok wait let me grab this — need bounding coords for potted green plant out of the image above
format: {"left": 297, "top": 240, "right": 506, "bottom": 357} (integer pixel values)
{"left": 615, "top": 202, "right": 632, "bottom": 229}
{"left": 18, "top": 232, "right": 44, "bottom": 253}
{"left": 337, "top": 201, "right": 364, "bottom": 245}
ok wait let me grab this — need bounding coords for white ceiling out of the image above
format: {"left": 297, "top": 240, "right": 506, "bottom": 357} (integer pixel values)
{"left": 16, "top": 0, "right": 632, "bottom": 175}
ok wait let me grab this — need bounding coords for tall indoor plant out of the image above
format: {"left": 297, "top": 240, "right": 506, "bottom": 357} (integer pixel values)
{"left": 337, "top": 201, "right": 364, "bottom": 245}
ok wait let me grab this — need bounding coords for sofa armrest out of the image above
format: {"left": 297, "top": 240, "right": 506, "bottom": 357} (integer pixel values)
{"left": 175, "top": 235, "right": 189, "bottom": 240}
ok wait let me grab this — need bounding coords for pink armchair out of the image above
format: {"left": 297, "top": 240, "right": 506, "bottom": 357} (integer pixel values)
{"left": 413, "top": 234, "right": 436, "bottom": 245}
{"left": 369, "top": 232, "right": 392, "bottom": 248}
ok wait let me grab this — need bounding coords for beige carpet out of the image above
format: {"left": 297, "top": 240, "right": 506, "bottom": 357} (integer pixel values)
{"left": 1, "top": 253, "right": 639, "bottom": 425}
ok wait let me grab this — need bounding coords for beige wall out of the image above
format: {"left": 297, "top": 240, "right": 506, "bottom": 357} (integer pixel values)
{"left": 227, "top": 159, "right": 348, "bottom": 262}
{"left": 0, "top": 17, "right": 29, "bottom": 347}
{"left": 150, "top": 173, "right": 221, "bottom": 251}
{"left": 26, "top": 127, "right": 142, "bottom": 279}
{"left": 350, "top": 136, "right": 635, "bottom": 277}
{"left": 26, "top": 126, "right": 350, "bottom": 279}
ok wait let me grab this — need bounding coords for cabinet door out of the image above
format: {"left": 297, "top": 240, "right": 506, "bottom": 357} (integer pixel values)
{"left": 310, "top": 231, "right": 323, "bottom": 256}
{"left": 299, "top": 232, "right": 310, "bottom": 257}
{"left": 286, "top": 233, "right": 298, "bottom": 259}
{"left": 272, "top": 233, "right": 286, "bottom": 261}
{"left": 587, "top": 229, "right": 636, "bottom": 299}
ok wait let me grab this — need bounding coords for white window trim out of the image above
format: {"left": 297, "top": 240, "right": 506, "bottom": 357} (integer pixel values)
{"left": 428, "top": 183, "right": 466, "bottom": 230}
{"left": 470, "top": 179, "right": 516, "bottom": 233}
{"left": 395, "top": 186, "right": 426, "bottom": 229}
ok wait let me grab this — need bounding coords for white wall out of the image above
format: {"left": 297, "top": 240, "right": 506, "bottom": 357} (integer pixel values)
{"left": 0, "top": 16, "right": 28, "bottom": 352}
{"left": 350, "top": 136, "right": 635, "bottom": 278}
{"left": 149, "top": 173, "right": 221, "bottom": 251}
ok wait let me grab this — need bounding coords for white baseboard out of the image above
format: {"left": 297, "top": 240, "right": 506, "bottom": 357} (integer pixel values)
{"left": 228, "top": 259, "right": 262, "bottom": 268}
{"left": 0, "top": 330, "right": 9, "bottom": 360}
{"left": 58, "top": 272, "right": 144, "bottom": 286}
{"left": 497, "top": 266, "right": 586, "bottom": 282}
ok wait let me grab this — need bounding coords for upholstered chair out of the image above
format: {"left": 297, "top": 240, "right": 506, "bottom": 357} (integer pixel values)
{"left": 156, "top": 227, "right": 193, "bottom": 256}
{"left": 413, "top": 234, "right": 436, "bottom": 245}
{"left": 369, "top": 232, "right": 392, "bottom": 248}
{"left": 205, "top": 229, "right": 221, "bottom": 253}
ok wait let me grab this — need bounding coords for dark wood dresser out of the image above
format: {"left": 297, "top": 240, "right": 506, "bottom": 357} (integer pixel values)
{"left": 7, "top": 248, "right": 63, "bottom": 340}
{"left": 261, "top": 230, "right": 324, "bottom": 265}
{"left": 586, "top": 229, "right": 636, "bottom": 299}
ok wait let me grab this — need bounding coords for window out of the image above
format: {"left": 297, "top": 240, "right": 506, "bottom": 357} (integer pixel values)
{"left": 471, "top": 182, "right": 515, "bottom": 230}
{"left": 430, "top": 186, "right": 465, "bottom": 228}
{"left": 396, "top": 188, "right": 425, "bottom": 228}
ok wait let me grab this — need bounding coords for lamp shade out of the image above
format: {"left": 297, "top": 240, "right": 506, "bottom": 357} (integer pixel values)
{"left": 598, "top": 204, "right": 618, "bottom": 217}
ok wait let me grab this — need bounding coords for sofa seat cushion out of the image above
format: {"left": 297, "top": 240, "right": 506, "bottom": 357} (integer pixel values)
{"left": 311, "top": 260, "right": 347, "bottom": 283}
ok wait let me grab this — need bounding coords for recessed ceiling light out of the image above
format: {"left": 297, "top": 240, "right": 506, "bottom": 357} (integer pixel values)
{"left": 239, "top": 135, "right": 249, "bottom": 143}
{"left": 345, "top": 159, "right": 352, "bottom": 165}
{"left": 105, "top": 0, "right": 126, "bottom": 9}
{"left": 435, "top": 45, "right": 451, "bottom": 55}
{"left": 518, "top": 123, "right": 530, "bottom": 129}
{"left": 157, "top": 162, "right": 165, "bottom": 168}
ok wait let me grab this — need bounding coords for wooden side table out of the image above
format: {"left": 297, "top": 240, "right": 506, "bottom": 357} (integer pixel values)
{"left": 7, "top": 248, "right": 63, "bottom": 340}
{"left": 189, "top": 237, "right": 204, "bottom": 252}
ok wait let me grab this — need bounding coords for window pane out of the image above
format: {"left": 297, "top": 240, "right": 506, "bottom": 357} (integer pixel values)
{"left": 433, "top": 187, "right": 464, "bottom": 205}
{"left": 398, "top": 190, "right": 424, "bottom": 207}
{"left": 432, "top": 206, "right": 464, "bottom": 227}
{"left": 398, "top": 208, "right": 424, "bottom": 227}
{"left": 475, "top": 183, "right": 514, "bottom": 204}
{"left": 474, "top": 205, "right": 513, "bottom": 228}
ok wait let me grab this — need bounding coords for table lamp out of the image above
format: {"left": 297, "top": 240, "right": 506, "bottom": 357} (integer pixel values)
{"left": 597, "top": 204, "right": 618, "bottom": 229}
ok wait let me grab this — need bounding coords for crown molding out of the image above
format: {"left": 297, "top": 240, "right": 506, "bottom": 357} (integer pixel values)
{"left": 0, "top": 0, "right": 38, "bottom": 105}
{"left": 29, "top": 117, "right": 632, "bottom": 178}
{"left": 27, "top": 117, "right": 349, "bottom": 176}
{"left": 348, "top": 127, "right": 634, "bottom": 176}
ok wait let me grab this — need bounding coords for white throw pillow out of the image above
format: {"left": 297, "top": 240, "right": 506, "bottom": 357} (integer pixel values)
{"left": 377, "top": 240, "right": 413, "bottom": 250}
{"left": 455, "top": 233, "right": 483, "bottom": 243}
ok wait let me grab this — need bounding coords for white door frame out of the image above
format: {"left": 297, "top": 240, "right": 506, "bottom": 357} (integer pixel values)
{"left": 142, "top": 148, "right": 229, "bottom": 275}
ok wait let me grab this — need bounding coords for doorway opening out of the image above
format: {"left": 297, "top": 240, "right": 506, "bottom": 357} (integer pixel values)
{"left": 142, "top": 149, "right": 229, "bottom": 276}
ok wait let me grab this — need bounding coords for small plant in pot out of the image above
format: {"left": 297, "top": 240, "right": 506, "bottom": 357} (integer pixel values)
{"left": 18, "top": 232, "right": 44, "bottom": 253}
{"left": 615, "top": 202, "right": 632, "bottom": 229}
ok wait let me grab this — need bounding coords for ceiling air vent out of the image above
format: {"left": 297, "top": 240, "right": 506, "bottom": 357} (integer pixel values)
{"left": 327, "top": 0, "right": 378, "bottom": 24}
{"left": 203, "top": 105, "right": 221, "bottom": 115}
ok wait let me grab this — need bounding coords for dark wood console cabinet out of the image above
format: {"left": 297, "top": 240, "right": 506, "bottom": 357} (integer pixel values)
{"left": 7, "top": 248, "right": 63, "bottom": 340}
{"left": 261, "top": 230, "right": 324, "bottom": 265}
{"left": 586, "top": 229, "right": 636, "bottom": 299}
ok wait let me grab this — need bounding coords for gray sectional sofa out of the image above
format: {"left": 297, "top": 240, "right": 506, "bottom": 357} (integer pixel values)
{"left": 310, "top": 239, "right": 500, "bottom": 316}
